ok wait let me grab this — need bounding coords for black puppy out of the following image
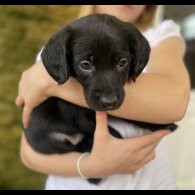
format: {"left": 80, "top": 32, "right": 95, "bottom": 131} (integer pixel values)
{"left": 25, "top": 14, "right": 177, "bottom": 184}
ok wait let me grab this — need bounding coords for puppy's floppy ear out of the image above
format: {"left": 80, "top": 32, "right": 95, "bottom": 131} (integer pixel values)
{"left": 41, "top": 26, "right": 71, "bottom": 85}
{"left": 126, "top": 24, "right": 151, "bottom": 81}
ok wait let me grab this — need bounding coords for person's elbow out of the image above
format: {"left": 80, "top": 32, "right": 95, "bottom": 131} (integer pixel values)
{"left": 170, "top": 83, "right": 190, "bottom": 122}
{"left": 20, "top": 147, "right": 31, "bottom": 169}
{"left": 20, "top": 134, "right": 36, "bottom": 170}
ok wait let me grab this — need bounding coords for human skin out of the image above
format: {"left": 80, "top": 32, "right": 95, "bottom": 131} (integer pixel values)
{"left": 16, "top": 5, "right": 190, "bottom": 178}
{"left": 95, "top": 5, "right": 146, "bottom": 23}
{"left": 20, "top": 112, "right": 170, "bottom": 178}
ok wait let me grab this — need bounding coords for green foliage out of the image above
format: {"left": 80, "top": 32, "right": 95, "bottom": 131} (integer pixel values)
{"left": 0, "top": 5, "right": 80, "bottom": 190}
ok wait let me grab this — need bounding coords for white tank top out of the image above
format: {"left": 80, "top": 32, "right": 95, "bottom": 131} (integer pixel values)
{"left": 41, "top": 20, "right": 185, "bottom": 190}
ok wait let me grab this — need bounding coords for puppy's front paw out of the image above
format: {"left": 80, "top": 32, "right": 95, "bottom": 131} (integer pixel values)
{"left": 87, "top": 178, "right": 102, "bottom": 185}
{"left": 166, "top": 124, "right": 178, "bottom": 132}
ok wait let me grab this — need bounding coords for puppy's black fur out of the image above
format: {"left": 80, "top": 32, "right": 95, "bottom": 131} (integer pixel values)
{"left": 25, "top": 14, "right": 177, "bottom": 185}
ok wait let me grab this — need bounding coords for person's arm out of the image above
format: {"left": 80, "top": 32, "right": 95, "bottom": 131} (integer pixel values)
{"left": 16, "top": 37, "right": 190, "bottom": 128}
{"left": 48, "top": 37, "right": 190, "bottom": 123}
{"left": 20, "top": 112, "right": 170, "bottom": 177}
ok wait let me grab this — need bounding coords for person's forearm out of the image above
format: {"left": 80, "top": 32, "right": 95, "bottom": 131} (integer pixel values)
{"left": 50, "top": 73, "right": 189, "bottom": 124}
{"left": 20, "top": 134, "right": 93, "bottom": 177}
{"left": 20, "top": 117, "right": 169, "bottom": 178}
{"left": 110, "top": 73, "right": 189, "bottom": 123}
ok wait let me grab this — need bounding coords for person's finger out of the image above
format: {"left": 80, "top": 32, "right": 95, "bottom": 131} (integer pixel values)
{"left": 128, "top": 140, "right": 159, "bottom": 166}
{"left": 130, "top": 130, "right": 171, "bottom": 149}
{"left": 141, "top": 139, "right": 160, "bottom": 157}
{"left": 22, "top": 106, "right": 33, "bottom": 129}
{"left": 94, "top": 111, "right": 109, "bottom": 137}
{"left": 127, "top": 152, "right": 156, "bottom": 173}
{"left": 15, "top": 96, "right": 24, "bottom": 108}
{"left": 138, "top": 152, "right": 156, "bottom": 168}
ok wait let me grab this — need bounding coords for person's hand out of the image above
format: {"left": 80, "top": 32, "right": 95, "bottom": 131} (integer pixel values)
{"left": 15, "top": 60, "right": 56, "bottom": 128}
{"left": 81, "top": 112, "right": 171, "bottom": 178}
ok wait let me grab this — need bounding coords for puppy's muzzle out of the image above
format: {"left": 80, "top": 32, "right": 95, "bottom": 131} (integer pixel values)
{"left": 100, "top": 95, "right": 118, "bottom": 109}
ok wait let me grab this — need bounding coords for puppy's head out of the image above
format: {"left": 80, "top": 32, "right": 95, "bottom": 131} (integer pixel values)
{"left": 41, "top": 14, "right": 150, "bottom": 111}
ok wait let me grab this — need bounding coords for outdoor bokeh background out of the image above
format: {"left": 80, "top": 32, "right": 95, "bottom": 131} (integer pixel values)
{"left": 0, "top": 5, "right": 195, "bottom": 190}
{"left": 0, "top": 5, "right": 80, "bottom": 190}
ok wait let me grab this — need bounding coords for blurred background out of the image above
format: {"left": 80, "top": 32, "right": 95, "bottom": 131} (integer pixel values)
{"left": 0, "top": 5, "right": 194, "bottom": 190}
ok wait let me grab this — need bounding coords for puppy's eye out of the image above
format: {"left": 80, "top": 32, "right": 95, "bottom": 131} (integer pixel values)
{"left": 80, "top": 60, "right": 92, "bottom": 71}
{"left": 117, "top": 58, "right": 129, "bottom": 69}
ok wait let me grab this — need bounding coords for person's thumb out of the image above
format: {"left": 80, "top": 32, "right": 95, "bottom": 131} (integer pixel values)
{"left": 94, "top": 111, "right": 110, "bottom": 138}
{"left": 22, "top": 105, "right": 32, "bottom": 129}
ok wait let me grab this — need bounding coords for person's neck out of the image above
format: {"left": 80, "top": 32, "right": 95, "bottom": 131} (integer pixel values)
{"left": 136, "top": 24, "right": 148, "bottom": 33}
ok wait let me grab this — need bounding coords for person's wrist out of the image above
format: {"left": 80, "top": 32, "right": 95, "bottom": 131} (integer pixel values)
{"left": 79, "top": 154, "right": 111, "bottom": 178}
{"left": 36, "top": 60, "right": 57, "bottom": 97}
{"left": 45, "top": 78, "right": 58, "bottom": 97}
{"left": 79, "top": 153, "right": 96, "bottom": 178}
{"left": 79, "top": 154, "right": 102, "bottom": 178}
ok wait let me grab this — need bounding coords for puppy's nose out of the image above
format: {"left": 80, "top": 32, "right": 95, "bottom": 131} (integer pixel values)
{"left": 100, "top": 95, "right": 118, "bottom": 109}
